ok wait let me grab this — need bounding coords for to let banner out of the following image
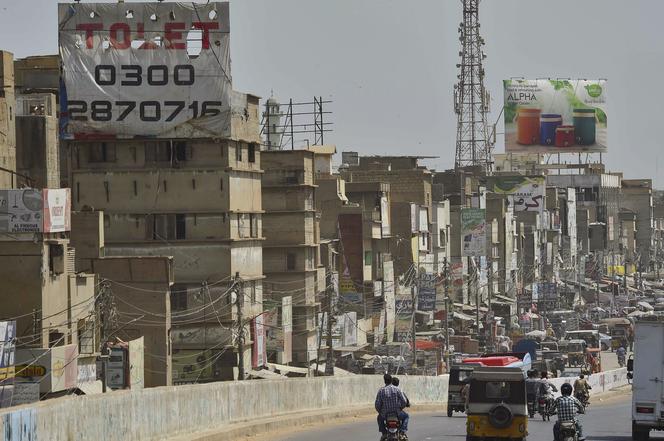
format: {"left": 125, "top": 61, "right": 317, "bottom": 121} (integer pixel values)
{"left": 58, "top": 2, "right": 231, "bottom": 139}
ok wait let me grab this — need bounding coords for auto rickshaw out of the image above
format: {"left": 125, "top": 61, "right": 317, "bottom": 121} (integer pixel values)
{"left": 566, "top": 339, "right": 587, "bottom": 367}
{"left": 447, "top": 364, "right": 474, "bottom": 417}
{"left": 466, "top": 367, "right": 528, "bottom": 441}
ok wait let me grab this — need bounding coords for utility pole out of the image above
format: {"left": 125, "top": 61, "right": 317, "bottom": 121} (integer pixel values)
{"left": 411, "top": 268, "right": 419, "bottom": 372}
{"left": 443, "top": 258, "right": 451, "bottom": 370}
{"left": 325, "top": 272, "right": 335, "bottom": 376}
{"left": 234, "top": 272, "right": 245, "bottom": 381}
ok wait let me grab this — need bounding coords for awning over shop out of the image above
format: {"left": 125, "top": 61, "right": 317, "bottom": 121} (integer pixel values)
{"left": 492, "top": 294, "right": 516, "bottom": 304}
{"left": 77, "top": 380, "right": 103, "bottom": 395}
{"left": 248, "top": 369, "right": 285, "bottom": 380}
{"left": 453, "top": 311, "right": 476, "bottom": 322}
{"left": 266, "top": 362, "right": 309, "bottom": 376}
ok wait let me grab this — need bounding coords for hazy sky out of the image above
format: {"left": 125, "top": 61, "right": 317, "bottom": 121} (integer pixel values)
{"left": 1, "top": 0, "right": 662, "bottom": 187}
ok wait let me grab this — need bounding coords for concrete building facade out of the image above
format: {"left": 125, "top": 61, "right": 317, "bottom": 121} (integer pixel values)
{"left": 66, "top": 93, "right": 265, "bottom": 381}
{"left": 262, "top": 149, "right": 323, "bottom": 365}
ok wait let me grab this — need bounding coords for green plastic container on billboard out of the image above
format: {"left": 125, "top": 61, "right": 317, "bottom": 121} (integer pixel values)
{"left": 573, "top": 108, "right": 596, "bottom": 146}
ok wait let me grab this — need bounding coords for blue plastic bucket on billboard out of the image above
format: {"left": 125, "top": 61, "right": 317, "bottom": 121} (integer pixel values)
{"left": 539, "top": 114, "right": 562, "bottom": 146}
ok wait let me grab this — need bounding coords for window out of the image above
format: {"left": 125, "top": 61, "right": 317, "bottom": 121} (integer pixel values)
{"left": 78, "top": 320, "right": 95, "bottom": 355}
{"left": 145, "top": 141, "right": 171, "bottom": 163}
{"left": 285, "top": 171, "right": 298, "bottom": 185}
{"left": 364, "top": 250, "right": 372, "bottom": 266}
{"left": 104, "top": 215, "right": 110, "bottom": 229}
{"left": 236, "top": 144, "right": 242, "bottom": 162}
{"left": 287, "top": 253, "right": 296, "bottom": 270}
{"left": 248, "top": 143, "right": 256, "bottom": 163}
{"left": 486, "top": 382, "right": 511, "bottom": 399}
{"left": 49, "top": 331, "right": 65, "bottom": 347}
{"left": 238, "top": 213, "right": 249, "bottom": 238}
{"left": 175, "top": 141, "right": 187, "bottom": 162}
{"left": 148, "top": 214, "right": 186, "bottom": 240}
{"left": 171, "top": 285, "right": 188, "bottom": 311}
{"left": 89, "top": 142, "right": 116, "bottom": 163}
{"left": 48, "top": 243, "right": 65, "bottom": 275}
{"left": 249, "top": 214, "right": 258, "bottom": 238}
{"left": 175, "top": 214, "right": 186, "bottom": 239}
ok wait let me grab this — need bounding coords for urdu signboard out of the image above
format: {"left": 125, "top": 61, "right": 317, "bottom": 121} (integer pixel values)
{"left": 58, "top": 2, "right": 231, "bottom": 139}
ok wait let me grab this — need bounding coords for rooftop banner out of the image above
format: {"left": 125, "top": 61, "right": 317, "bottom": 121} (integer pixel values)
{"left": 58, "top": 2, "right": 231, "bottom": 139}
{"left": 493, "top": 176, "right": 545, "bottom": 214}
{"left": 503, "top": 79, "right": 607, "bottom": 154}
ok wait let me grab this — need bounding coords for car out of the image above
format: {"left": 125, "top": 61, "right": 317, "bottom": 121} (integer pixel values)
{"left": 599, "top": 333, "right": 611, "bottom": 351}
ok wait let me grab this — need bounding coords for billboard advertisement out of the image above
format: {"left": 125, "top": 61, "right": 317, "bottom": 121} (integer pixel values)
{"left": 0, "top": 189, "right": 71, "bottom": 233}
{"left": 503, "top": 79, "right": 607, "bottom": 153}
{"left": 0, "top": 321, "right": 16, "bottom": 381}
{"left": 417, "top": 273, "right": 437, "bottom": 312}
{"left": 461, "top": 208, "right": 487, "bottom": 257}
{"left": 251, "top": 314, "right": 266, "bottom": 368}
{"left": 493, "top": 176, "right": 545, "bottom": 214}
{"left": 58, "top": 2, "right": 231, "bottom": 139}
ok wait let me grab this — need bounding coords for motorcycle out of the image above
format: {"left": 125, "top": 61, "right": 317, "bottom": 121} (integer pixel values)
{"left": 575, "top": 392, "right": 590, "bottom": 407}
{"left": 382, "top": 414, "right": 406, "bottom": 441}
{"left": 558, "top": 420, "right": 579, "bottom": 441}
{"left": 618, "top": 354, "right": 626, "bottom": 368}
{"left": 538, "top": 396, "right": 552, "bottom": 421}
{"left": 527, "top": 394, "right": 537, "bottom": 418}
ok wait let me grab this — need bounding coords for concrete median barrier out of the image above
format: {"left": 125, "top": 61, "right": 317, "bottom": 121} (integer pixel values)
{"left": 0, "top": 375, "right": 448, "bottom": 441}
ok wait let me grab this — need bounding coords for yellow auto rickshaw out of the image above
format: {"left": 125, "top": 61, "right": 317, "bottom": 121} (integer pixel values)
{"left": 466, "top": 367, "right": 528, "bottom": 441}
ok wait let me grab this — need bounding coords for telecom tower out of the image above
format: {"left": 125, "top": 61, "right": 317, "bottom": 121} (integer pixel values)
{"left": 454, "top": 0, "right": 493, "bottom": 172}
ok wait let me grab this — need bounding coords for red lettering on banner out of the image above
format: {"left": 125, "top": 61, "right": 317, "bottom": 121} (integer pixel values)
{"left": 78, "top": 21, "right": 219, "bottom": 50}
{"left": 192, "top": 22, "right": 219, "bottom": 49}
{"left": 165, "top": 22, "right": 186, "bottom": 49}
{"left": 77, "top": 23, "right": 103, "bottom": 49}
{"left": 110, "top": 23, "right": 131, "bottom": 49}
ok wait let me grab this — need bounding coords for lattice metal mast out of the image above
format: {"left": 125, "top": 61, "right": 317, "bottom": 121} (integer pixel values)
{"left": 454, "top": 0, "right": 493, "bottom": 172}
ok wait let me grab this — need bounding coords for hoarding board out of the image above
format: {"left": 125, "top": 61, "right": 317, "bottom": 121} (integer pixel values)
{"left": 417, "top": 273, "right": 437, "bottom": 312}
{"left": 461, "top": 208, "right": 487, "bottom": 257}
{"left": 0, "top": 189, "right": 71, "bottom": 233}
{"left": 58, "top": 2, "right": 231, "bottom": 139}
{"left": 0, "top": 321, "right": 16, "bottom": 381}
{"left": 128, "top": 337, "right": 144, "bottom": 389}
{"left": 503, "top": 79, "right": 607, "bottom": 153}
{"left": 251, "top": 314, "right": 266, "bottom": 368}
{"left": 43, "top": 189, "right": 71, "bottom": 233}
{"left": 493, "top": 176, "right": 545, "bottom": 214}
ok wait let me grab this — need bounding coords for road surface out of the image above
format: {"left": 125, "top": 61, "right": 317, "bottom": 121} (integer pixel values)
{"left": 267, "top": 395, "right": 657, "bottom": 441}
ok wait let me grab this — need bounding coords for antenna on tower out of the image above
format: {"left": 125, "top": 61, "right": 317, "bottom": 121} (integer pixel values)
{"left": 454, "top": 0, "right": 493, "bottom": 174}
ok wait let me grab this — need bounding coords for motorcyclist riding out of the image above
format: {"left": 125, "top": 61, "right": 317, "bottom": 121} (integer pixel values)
{"left": 375, "top": 374, "right": 409, "bottom": 440}
{"left": 550, "top": 383, "right": 585, "bottom": 441}
{"left": 539, "top": 371, "right": 557, "bottom": 406}
{"left": 573, "top": 374, "right": 592, "bottom": 405}
{"left": 525, "top": 369, "right": 540, "bottom": 416}
{"left": 616, "top": 345, "right": 626, "bottom": 367}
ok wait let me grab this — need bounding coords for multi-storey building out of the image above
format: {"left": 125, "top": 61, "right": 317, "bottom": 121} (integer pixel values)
{"left": 0, "top": 51, "right": 17, "bottom": 187}
{"left": 262, "top": 149, "right": 324, "bottom": 365}
{"left": 340, "top": 154, "right": 433, "bottom": 277}
{"left": 621, "top": 179, "right": 655, "bottom": 273}
{"left": 67, "top": 92, "right": 265, "bottom": 381}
